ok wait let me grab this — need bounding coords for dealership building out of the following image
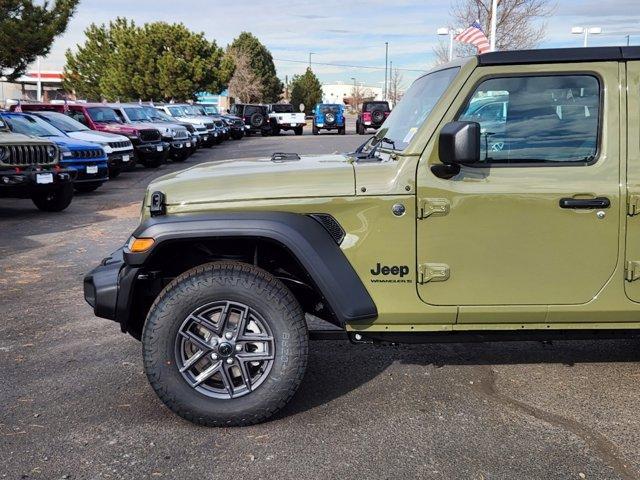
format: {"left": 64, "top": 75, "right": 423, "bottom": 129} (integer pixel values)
{"left": 322, "top": 82, "right": 383, "bottom": 105}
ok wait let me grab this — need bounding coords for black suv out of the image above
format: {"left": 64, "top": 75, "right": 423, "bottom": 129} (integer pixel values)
{"left": 229, "top": 104, "right": 270, "bottom": 136}
{"left": 356, "top": 101, "right": 391, "bottom": 135}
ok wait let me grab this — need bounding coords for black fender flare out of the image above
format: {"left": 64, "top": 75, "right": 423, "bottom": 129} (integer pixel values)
{"left": 126, "top": 211, "right": 377, "bottom": 326}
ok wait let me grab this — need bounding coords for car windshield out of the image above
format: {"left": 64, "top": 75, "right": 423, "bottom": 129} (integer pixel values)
{"left": 168, "top": 106, "right": 186, "bottom": 117}
{"left": 320, "top": 105, "right": 340, "bottom": 114}
{"left": 143, "top": 107, "right": 173, "bottom": 122}
{"left": 364, "top": 102, "right": 389, "bottom": 112}
{"left": 87, "top": 107, "right": 122, "bottom": 123}
{"left": 36, "top": 112, "right": 89, "bottom": 132}
{"left": 3, "top": 114, "right": 64, "bottom": 137}
{"left": 203, "top": 105, "right": 219, "bottom": 115}
{"left": 272, "top": 104, "right": 294, "bottom": 113}
{"left": 123, "top": 107, "right": 150, "bottom": 122}
{"left": 190, "top": 105, "right": 206, "bottom": 115}
{"left": 381, "top": 67, "right": 460, "bottom": 150}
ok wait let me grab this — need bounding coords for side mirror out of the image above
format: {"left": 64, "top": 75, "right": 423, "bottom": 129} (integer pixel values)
{"left": 438, "top": 121, "right": 480, "bottom": 165}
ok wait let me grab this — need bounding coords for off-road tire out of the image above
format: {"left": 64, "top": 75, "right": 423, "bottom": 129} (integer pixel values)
{"left": 294, "top": 126, "right": 303, "bottom": 136}
{"left": 250, "top": 113, "right": 265, "bottom": 128}
{"left": 31, "top": 183, "right": 73, "bottom": 212}
{"left": 142, "top": 261, "right": 309, "bottom": 427}
{"left": 142, "top": 157, "right": 162, "bottom": 168}
{"left": 171, "top": 150, "right": 190, "bottom": 162}
{"left": 339, "top": 126, "right": 346, "bottom": 135}
{"left": 74, "top": 182, "right": 102, "bottom": 193}
{"left": 272, "top": 126, "right": 281, "bottom": 136}
{"left": 108, "top": 167, "right": 121, "bottom": 179}
{"left": 312, "top": 124, "right": 319, "bottom": 135}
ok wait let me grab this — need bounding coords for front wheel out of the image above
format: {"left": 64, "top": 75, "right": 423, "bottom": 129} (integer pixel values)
{"left": 294, "top": 126, "right": 303, "bottom": 136}
{"left": 31, "top": 184, "right": 73, "bottom": 212}
{"left": 312, "top": 124, "right": 319, "bottom": 135}
{"left": 142, "top": 261, "right": 308, "bottom": 427}
{"left": 142, "top": 156, "right": 162, "bottom": 168}
{"left": 74, "top": 181, "right": 103, "bottom": 193}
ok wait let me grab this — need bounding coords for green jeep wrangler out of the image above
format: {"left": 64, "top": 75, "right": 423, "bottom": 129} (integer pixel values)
{"left": 0, "top": 117, "right": 74, "bottom": 211}
{"left": 85, "top": 47, "right": 640, "bottom": 426}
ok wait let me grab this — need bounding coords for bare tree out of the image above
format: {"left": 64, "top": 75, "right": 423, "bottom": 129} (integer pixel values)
{"left": 228, "top": 52, "right": 263, "bottom": 103}
{"left": 349, "top": 83, "right": 375, "bottom": 112}
{"left": 387, "top": 68, "right": 404, "bottom": 107}
{"left": 434, "top": 0, "right": 554, "bottom": 64}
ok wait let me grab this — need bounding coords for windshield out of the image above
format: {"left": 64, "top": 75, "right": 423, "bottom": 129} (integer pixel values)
{"left": 3, "top": 114, "right": 64, "bottom": 137}
{"left": 203, "top": 105, "right": 219, "bottom": 115}
{"left": 168, "top": 106, "right": 186, "bottom": 117}
{"left": 272, "top": 104, "right": 294, "bottom": 113}
{"left": 381, "top": 67, "right": 460, "bottom": 150}
{"left": 36, "top": 112, "right": 89, "bottom": 132}
{"left": 142, "top": 107, "right": 173, "bottom": 122}
{"left": 87, "top": 107, "right": 122, "bottom": 123}
{"left": 189, "top": 105, "right": 206, "bottom": 115}
{"left": 123, "top": 107, "right": 149, "bottom": 122}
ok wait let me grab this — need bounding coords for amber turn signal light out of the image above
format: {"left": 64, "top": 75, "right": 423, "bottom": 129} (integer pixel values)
{"left": 127, "top": 237, "right": 155, "bottom": 252}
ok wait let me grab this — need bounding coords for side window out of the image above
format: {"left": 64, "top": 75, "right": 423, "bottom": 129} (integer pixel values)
{"left": 457, "top": 75, "right": 600, "bottom": 164}
{"left": 69, "top": 111, "right": 88, "bottom": 125}
{"left": 113, "top": 109, "right": 126, "bottom": 122}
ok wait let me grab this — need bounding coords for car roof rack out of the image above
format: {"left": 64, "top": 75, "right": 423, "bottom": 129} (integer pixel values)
{"left": 478, "top": 46, "right": 640, "bottom": 66}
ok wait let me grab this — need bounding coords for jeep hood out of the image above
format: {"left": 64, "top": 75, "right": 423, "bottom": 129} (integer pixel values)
{"left": 150, "top": 154, "right": 355, "bottom": 205}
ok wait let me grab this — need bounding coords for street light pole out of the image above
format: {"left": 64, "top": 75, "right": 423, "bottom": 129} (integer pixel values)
{"left": 489, "top": 0, "right": 498, "bottom": 51}
{"left": 384, "top": 42, "right": 388, "bottom": 101}
{"left": 309, "top": 52, "right": 316, "bottom": 69}
{"left": 438, "top": 28, "right": 461, "bottom": 61}
{"left": 571, "top": 26, "right": 602, "bottom": 47}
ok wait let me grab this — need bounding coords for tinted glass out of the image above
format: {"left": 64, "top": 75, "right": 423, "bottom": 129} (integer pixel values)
{"left": 458, "top": 75, "right": 600, "bottom": 164}
{"left": 272, "top": 104, "right": 294, "bottom": 113}
{"left": 382, "top": 67, "right": 459, "bottom": 150}
{"left": 364, "top": 102, "right": 389, "bottom": 112}
{"left": 37, "top": 111, "right": 89, "bottom": 132}
{"left": 123, "top": 107, "right": 149, "bottom": 122}
{"left": 3, "top": 114, "right": 64, "bottom": 137}
{"left": 203, "top": 105, "right": 219, "bottom": 114}
{"left": 168, "top": 107, "right": 186, "bottom": 116}
{"left": 68, "top": 110, "right": 88, "bottom": 125}
{"left": 87, "top": 107, "right": 121, "bottom": 123}
{"left": 320, "top": 105, "right": 340, "bottom": 114}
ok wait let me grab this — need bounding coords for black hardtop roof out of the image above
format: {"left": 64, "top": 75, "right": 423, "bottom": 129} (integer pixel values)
{"left": 478, "top": 46, "right": 640, "bottom": 66}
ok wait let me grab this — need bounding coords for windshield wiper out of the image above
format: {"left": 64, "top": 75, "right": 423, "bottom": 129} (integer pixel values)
{"left": 380, "top": 137, "right": 395, "bottom": 149}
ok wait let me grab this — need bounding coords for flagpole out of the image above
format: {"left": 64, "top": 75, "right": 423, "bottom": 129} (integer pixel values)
{"left": 489, "top": 0, "right": 498, "bottom": 51}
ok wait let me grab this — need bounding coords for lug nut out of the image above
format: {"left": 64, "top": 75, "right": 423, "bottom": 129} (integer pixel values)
{"left": 211, "top": 353, "right": 219, "bottom": 360}
{"left": 225, "top": 332, "right": 233, "bottom": 340}
{"left": 226, "top": 358, "right": 234, "bottom": 365}
{"left": 235, "top": 344, "right": 243, "bottom": 352}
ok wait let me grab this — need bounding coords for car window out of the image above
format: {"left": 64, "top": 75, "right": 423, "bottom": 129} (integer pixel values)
{"left": 168, "top": 107, "right": 185, "bottom": 116}
{"left": 203, "top": 105, "right": 219, "bottom": 115}
{"left": 458, "top": 75, "right": 600, "bottom": 164}
{"left": 245, "top": 106, "right": 258, "bottom": 115}
{"left": 364, "top": 102, "right": 389, "bottom": 112}
{"left": 382, "top": 67, "right": 459, "bottom": 150}
{"left": 320, "top": 105, "right": 340, "bottom": 114}
{"left": 123, "top": 107, "right": 149, "bottom": 122}
{"left": 87, "top": 107, "right": 121, "bottom": 123}
{"left": 3, "top": 114, "right": 63, "bottom": 137}
{"left": 38, "top": 112, "right": 89, "bottom": 132}
{"left": 272, "top": 104, "right": 294, "bottom": 113}
{"left": 68, "top": 110, "right": 88, "bottom": 125}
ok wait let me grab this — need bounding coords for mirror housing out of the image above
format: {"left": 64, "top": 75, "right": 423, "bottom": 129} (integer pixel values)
{"left": 438, "top": 121, "right": 480, "bottom": 165}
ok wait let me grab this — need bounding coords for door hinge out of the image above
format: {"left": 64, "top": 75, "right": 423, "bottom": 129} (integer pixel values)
{"left": 625, "top": 261, "right": 640, "bottom": 282}
{"left": 418, "top": 198, "right": 450, "bottom": 219}
{"left": 628, "top": 195, "right": 640, "bottom": 216}
{"left": 418, "top": 263, "right": 450, "bottom": 284}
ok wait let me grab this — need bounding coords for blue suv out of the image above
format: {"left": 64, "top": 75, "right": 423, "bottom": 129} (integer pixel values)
{"left": 1, "top": 112, "right": 109, "bottom": 193}
{"left": 312, "top": 103, "right": 346, "bottom": 135}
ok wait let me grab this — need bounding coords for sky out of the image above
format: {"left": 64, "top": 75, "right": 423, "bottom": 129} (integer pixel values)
{"left": 38, "top": 0, "right": 640, "bottom": 89}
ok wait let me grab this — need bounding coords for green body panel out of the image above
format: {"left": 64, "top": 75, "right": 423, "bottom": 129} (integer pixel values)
{"left": 141, "top": 56, "right": 640, "bottom": 332}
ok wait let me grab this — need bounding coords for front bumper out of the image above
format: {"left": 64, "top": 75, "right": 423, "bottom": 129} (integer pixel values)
{"left": 84, "top": 247, "right": 139, "bottom": 330}
{"left": 62, "top": 162, "right": 109, "bottom": 184}
{"left": 107, "top": 149, "right": 135, "bottom": 170}
{"left": 0, "top": 168, "right": 74, "bottom": 199}
{"left": 135, "top": 142, "right": 170, "bottom": 160}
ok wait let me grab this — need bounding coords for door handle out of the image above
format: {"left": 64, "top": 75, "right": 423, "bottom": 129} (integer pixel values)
{"left": 559, "top": 197, "right": 610, "bottom": 209}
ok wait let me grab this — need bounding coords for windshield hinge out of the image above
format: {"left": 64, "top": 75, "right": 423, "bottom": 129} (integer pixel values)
{"left": 418, "top": 198, "right": 450, "bottom": 219}
{"left": 625, "top": 261, "right": 640, "bottom": 282}
{"left": 418, "top": 263, "right": 450, "bottom": 284}
{"left": 628, "top": 195, "right": 640, "bottom": 216}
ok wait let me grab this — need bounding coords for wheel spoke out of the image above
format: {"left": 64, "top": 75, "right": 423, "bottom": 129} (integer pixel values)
{"left": 192, "top": 360, "right": 222, "bottom": 387}
{"left": 179, "top": 329, "right": 212, "bottom": 353}
{"left": 187, "top": 313, "right": 219, "bottom": 336}
{"left": 237, "top": 351, "right": 274, "bottom": 362}
{"left": 219, "top": 364, "right": 235, "bottom": 397}
{"left": 239, "top": 333, "right": 273, "bottom": 342}
{"left": 233, "top": 305, "right": 250, "bottom": 341}
{"left": 237, "top": 359, "right": 252, "bottom": 392}
{"left": 179, "top": 349, "right": 206, "bottom": 373}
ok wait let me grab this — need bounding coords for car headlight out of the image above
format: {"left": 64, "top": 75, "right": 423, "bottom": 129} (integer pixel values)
{"left": 167, "top": 129, "right": 176, "bottom": 138}
{"left": 100, "top": 143, "right": 114, "bottom": 153}
{"left": 125, "top": 133, "right": 139, "bottom": 140}
{"left": 45, "top": 145, "right": 57, "bottom": 160}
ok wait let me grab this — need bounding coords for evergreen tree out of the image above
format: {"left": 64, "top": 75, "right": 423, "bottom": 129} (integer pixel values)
{"left": 290, "top": 68, "right": 323, "bottom": 115}
{"left": 1, "top": 0, "right": 79, "bottom": 81}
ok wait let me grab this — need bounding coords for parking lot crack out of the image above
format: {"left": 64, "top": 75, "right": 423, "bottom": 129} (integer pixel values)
{"left": 474, "top": 366, "right": 637, "bottom": 480}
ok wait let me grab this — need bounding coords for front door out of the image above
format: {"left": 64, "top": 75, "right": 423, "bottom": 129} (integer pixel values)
{"left": 416, "top": 62, "right": 620, "bottom": 309}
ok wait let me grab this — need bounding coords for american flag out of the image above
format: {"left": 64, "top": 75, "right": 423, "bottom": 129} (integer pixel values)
{"left": 63, "top": 98, "right": 70, "bottom": 113}
{"left": 14, "top": 100, "right": 22, "bottom": 112}
{"left": 455, "top": 21, "right": 490, "bottom": 54}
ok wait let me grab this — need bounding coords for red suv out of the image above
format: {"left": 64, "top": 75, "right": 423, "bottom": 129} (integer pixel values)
{"left": 356, "top": 101, "right": 391, "bottom": 135}
{"left": 17, "top": 103, "right": 168, "bottom": 168}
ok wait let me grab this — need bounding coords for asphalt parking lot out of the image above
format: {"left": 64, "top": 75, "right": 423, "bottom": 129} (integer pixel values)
{"left": 2, "top": 129, "right": 640, "bottom": 480}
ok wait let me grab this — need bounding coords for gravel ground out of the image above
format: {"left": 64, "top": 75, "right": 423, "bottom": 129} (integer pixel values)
{"left": 1, "top": 128, "right": 639, "bottom": 480}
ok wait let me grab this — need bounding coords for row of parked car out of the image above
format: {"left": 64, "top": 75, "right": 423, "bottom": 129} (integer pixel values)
{"left": 0, "top": 101, "right": 244, "bottom": 212}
